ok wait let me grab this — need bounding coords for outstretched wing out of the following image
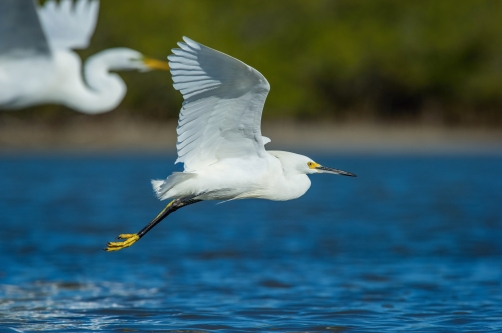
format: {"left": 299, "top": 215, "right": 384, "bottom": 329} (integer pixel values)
{"left": 169, "top": 37, "right": 270, "bottom": 172}
{"left": 37, "top": 0, "right": 99, "bottom": 50}
{"left": 0, "top": 0, "right": 51, "bottom": 59}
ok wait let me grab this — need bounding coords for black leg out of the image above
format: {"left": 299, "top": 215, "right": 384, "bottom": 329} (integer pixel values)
{"left": 137, "top": 197, "right": 201, "bottom": 239}
{"left": 105, "top": 196, "right": 202, "bottom": 251}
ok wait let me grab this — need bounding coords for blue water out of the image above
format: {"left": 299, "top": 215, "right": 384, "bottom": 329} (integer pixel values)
{"left": 0, "top": 153, "right": 501, "bottom": 332}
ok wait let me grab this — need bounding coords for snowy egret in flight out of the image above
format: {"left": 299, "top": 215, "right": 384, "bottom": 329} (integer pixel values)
{"left": 105, "top": 37, "right": 356, "bottom": 251}
{"left": 0, "top": 0, "right": 169, "bottom": 114}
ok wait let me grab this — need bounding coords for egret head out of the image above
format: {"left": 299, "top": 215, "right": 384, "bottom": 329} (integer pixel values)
{"left": 306, "top": 160, "right": 356, "bottom": 177}
{"left": 98, "top": 48, "right": 170, "bottom": 72}
{"left": 269, "top": 151, "right": 356, "bottom": 177}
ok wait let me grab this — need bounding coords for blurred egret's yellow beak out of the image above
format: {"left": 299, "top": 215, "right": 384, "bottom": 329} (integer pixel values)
{"left": 143, "top": 57, "right": 170, "bottom": 70}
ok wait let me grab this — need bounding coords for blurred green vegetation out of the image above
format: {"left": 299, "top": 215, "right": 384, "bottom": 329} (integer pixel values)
{"left": 5, "top": 0, "right": 502, "bottom": 125}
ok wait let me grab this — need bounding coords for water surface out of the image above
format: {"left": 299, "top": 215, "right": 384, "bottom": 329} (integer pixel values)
{"left": 0, "top": 153, "right": 501, "bottom": 332}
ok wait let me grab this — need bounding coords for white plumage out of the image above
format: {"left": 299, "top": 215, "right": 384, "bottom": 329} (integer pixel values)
{"left": 0, "top": 0, "right": 169, "bottom": 114}
{"left": 105, "top": 37, "right": 356, "bottom": 251}
{"left": 169, "top": 37, "right": 270, "bottom": 172}
{"left": 38, "top": 0, "right": 99, "bottom": 50}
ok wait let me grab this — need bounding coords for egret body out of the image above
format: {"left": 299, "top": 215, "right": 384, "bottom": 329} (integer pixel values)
{"left": 105, "top": 37, "right": 356, "bottom": 251}
{"left": 0, "top": 0, "right": 169, "bottom": 114}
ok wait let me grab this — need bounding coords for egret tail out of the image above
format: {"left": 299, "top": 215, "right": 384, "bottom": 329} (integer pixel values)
{"left": 104, "top": 196, "right": 201, "bottom": 252}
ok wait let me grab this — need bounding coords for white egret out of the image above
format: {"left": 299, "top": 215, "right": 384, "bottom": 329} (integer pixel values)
{"left": 0, "top": 0, "right": 169, "bottom": 114}
{"left": 105, "top": 37, "right": 356, "bottom": 251}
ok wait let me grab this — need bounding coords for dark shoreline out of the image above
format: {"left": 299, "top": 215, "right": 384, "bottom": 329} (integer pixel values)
{"left": 1, "top": 118, "right": 501, "bottom": 154}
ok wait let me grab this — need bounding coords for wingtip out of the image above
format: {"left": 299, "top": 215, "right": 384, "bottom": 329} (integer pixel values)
{"left": 90, "top": 0, "right": 100, "bottom": 12}
{"left": 182, "top": 36, "right": 201, "bottom": 50}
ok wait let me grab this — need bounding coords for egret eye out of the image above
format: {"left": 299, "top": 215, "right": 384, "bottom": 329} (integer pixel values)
{"left": 308, "top": 161, "right": 320, "bottom": 169}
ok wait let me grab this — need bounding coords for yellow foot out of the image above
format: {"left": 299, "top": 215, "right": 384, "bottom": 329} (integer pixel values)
{"left": 104, "top": 233, "right": 140, "bottom": 252}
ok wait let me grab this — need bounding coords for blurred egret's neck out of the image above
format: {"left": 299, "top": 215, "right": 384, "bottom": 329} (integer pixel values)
{"left": 80, "top": 50, "right": 127, "bottom": 113}
{"left": 53, "top": 49, "right": 126, "bottom": 114}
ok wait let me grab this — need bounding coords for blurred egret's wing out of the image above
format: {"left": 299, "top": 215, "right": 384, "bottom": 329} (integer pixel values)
{"left": 0, "top": 0, "right": 51, "bottom": 59}
{"left": 169, "top": 37, "right": 270, "bottom": 172}
{"left": 37, "top": 0, "right": 99, "bottom": 50}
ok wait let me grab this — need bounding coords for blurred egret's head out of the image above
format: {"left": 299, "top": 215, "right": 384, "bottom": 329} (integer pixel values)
{"left": 91, "top": 48, "right": 169, "bottom": 72}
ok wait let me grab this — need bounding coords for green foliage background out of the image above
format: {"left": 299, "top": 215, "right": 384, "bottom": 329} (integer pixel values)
{"left": 8, "top": 0, "right": 502, "bottom": 124}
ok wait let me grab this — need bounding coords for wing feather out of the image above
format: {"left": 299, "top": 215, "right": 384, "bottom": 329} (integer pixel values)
{"left": 0, "top": 0, "right": 51, "bottom": 58}
{"left": 170, "top": 37, "right": 270, "bottom": 171}
{"left": 37, "top": 0, "right": 99, "bottom": 50}
{"left": 171, "top": 49, "right": 198, "bottom": 60}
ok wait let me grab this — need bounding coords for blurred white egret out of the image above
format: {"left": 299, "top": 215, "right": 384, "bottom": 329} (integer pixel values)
{"left": 105, "top": 37, "right": 356, "bottom": 251}
{"left": 0, "top": 0, "right": 169, "bottom": 114}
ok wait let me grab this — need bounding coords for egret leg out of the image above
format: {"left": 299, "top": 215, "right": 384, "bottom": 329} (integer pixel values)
{"left": 104, "top": 196, "right": 201, "bottom": 252}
